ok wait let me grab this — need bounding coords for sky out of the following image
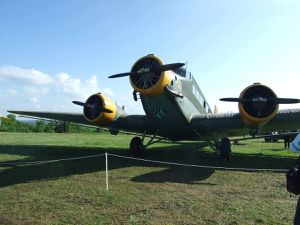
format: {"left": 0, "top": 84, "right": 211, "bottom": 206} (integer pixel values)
{"left": 0, "top": 0, "right": 300, "bottom": 116}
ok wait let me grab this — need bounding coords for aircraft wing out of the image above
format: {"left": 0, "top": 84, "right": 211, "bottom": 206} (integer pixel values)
{"left": 7, "top": 111, "right": 156, "bottom": 135}
{"left": 0, "top": 116, "right": 9, "bottom": 122}
{"left": 190, "top": 109, "right": 300, "bottom": 140}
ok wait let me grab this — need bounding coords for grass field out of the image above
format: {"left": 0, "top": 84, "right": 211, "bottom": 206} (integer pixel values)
{"left": 0, "top": 132, "right": 299, "bottom": 225}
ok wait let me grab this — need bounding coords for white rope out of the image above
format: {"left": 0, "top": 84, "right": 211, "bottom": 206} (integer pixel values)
{"left": 0, "top": 153, "right": 106, "bottom": 166}
{"left": 0, "top": 152, "right": 289, "bottom": 173}
{"left": 108, "top": 153, "right": 288, "bottom": 173}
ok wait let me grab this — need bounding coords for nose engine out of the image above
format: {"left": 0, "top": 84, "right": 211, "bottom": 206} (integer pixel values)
{"left": 129, "top": 55, "right": 171, "bottom": 96}
{"left": 108, "top": 54, "right": 185, "bottom": 97}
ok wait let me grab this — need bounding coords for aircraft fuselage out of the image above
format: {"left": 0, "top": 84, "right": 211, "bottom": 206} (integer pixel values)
{"left": 140, "top": 70, "right": 212, "bottom": 140}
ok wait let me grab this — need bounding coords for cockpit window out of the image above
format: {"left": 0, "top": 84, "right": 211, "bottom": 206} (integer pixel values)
{"left": 172, "top": 68, "right": 186, "bottom": 77}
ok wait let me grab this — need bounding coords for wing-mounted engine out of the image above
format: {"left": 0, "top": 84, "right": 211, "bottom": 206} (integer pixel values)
{"left": 237, "top": 83, "right": 278, "bottom": 125}
{"left": 73, "top": 93, "right": 118, "bottom": 126}
{"left": 221, "top": 83, "right": 300, "bottom": 126}
{"left": 108, "top": 54, "right": 185, "bottom": 97}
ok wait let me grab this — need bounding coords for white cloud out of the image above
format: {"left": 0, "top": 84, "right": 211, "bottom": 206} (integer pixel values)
{"left": 29, "top": 97, "right": 39, "bottom": 104}
{"left": 8, "top": 89, "right": 18, "bottom": 96}
{"left": 102, "top": 87, "right": 115, "bottom": 97}
{"left": 0, "top": 65, "right": 53, "bottom": 85}
{"left": 55, "top": 73, "right": 114, "bottom": 99}
{"left": 0, "top": 65, "right": 130, "bottom": 115}
{"left": 23, "top": 86, "right": 48, "bottom": 96}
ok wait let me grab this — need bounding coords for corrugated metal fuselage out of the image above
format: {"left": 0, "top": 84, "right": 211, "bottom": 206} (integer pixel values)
{"left": 140, "top": 73, "right": 212, "bottom": 140}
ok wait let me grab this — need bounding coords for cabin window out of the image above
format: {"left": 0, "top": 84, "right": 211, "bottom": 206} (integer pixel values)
{"left": 199, "top": 94, "right": 203, "bottom": 106}
{"left": 193, "top": 85, "right": 205, "bottom": 107}
{"left": 192, "top": 85, "right": 196, "bottom": 96}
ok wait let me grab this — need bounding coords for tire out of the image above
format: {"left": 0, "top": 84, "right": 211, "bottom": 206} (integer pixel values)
{"left": 130, "top": 137, "right": 143, "bottom": 156}
{"left": 220, "top": 137, "right": 231, "bottom": 162}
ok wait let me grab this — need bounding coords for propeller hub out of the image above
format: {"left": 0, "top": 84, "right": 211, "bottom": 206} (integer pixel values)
{"left": 252, "top": 97, "right": 267, "bottom": 103}
{"left": 137, "top": 68, "right": 150, "bottom": 74}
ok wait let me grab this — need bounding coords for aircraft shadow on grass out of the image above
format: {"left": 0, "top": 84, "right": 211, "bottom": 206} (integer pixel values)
{"left": 0, "top": 142, "right": 296, "bottom": 187}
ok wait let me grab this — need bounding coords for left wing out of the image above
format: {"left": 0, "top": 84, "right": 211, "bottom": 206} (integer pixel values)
{"left": 191, "top": 109, "right": 300, "bottom": 140}
{"left": 191, "top": 83, "right": 300, "bottom": 140}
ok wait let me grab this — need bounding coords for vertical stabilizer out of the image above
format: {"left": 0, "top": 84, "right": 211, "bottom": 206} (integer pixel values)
{"left": 214, "top": 105, "right": 219, "bottom": 114}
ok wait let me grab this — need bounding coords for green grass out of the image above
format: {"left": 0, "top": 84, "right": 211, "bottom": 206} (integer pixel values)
{"left": 0, "top": 132, "right": 299, "bottom": 225}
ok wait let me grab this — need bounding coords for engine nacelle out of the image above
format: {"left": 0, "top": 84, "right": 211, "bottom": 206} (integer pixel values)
{"left": 238, "top": 83, "right": 279, "bottom": 125}
{"left": 129, "top": 54, "right": 172, "bottom": 96}
{"left": 83, "top": 93, "right": 117, "bottom": 126}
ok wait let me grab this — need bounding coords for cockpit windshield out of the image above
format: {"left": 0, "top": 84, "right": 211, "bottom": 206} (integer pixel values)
{"left": 172, "top": 67, "right": 193, "bottom": 80}
{"left": 172, "top": 68, "right": 186, "bottom": 77}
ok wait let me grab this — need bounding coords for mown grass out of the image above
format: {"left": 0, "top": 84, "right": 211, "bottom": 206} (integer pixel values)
{"left": 0, "top": 132, "right": 299, "bottom": 225}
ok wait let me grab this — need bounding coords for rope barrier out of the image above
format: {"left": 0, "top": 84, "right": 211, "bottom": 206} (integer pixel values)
{"left": 0, "top": 152, "right": 288, "bottom": 172}
{"left": 0, "top": 153, "right": 106, "bottom": 166}
{"left": 108, "top": 153, "right": 288, "bottom": 173}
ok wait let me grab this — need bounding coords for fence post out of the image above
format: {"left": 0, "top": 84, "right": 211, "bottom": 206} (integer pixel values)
{"left": 105, "top": 152, "right": 109, "bottom": 191}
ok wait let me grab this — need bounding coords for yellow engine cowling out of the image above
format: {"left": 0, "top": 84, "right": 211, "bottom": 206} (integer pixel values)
{"left": 129, "top": 54, "right": 172, "bottom": 96}
{"left": 238, "top": 83, "right": 279, "bottom": 125}
{"left": 83, "top": 93, "right": 117, "bottom": 126}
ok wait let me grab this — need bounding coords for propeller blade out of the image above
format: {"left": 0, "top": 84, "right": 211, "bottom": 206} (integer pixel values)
{"left": 72, "top": 101, "right": 86, "bottom": 107}
{"left": 221, "top": 97, "right": 300, "bottom": 104}
{"left": 72, "top": 101, "right": 112, "bottom": 113}
{"left": 101, "top": 108, "right": 113, "bottom": 113}
{"left": 152, "top": 63, "right": 185, "bottom": 73}
{"left": 108, "top": 62, "right": 184, "bottom": 79}
{"left": 108, "top": 72, "right": 136, "bottom": 79}
{"left": 273, "top": 98, "right": 300, "bottom": 104}
{"left": 219, "top": 98, "right": 251, "bottom": 103}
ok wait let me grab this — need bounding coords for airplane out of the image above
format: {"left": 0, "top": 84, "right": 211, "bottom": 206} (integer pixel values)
{"left": 0, "top": 115, "right": 9, "bottom": 124}
{"left": 8, "top": 54, "right": 300, "bottom": 160}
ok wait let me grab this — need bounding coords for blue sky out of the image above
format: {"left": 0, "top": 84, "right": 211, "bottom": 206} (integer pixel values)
{"left": 0, "top": 1, "right": 300, "bottom": 116}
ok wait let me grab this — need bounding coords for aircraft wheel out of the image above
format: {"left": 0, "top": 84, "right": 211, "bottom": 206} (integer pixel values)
{"left": 130, "top": 136, "right": 144, "bottom": 156}
{"left": 220, "top": 137, "right": 232, "bottom": 162}
{"left": 220, "top": 148, "right": 231, "bottom": 162}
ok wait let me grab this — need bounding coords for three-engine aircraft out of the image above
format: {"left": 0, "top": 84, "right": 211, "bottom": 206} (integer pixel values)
{"left": 8, "top": 54, "right": 300, "bottom": 159}
{"left": 0, "top": 115, "right": 9, "bottom": 123}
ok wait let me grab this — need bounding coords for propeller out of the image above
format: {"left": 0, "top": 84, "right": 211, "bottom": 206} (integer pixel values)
{"left": 72, "top": 101, "right": 85, "bottom": 107}
{"left": 220, "top": 97, "right": 300, "bottom": 118}
{"left": 72, "top": 101, "right": 113, "bottom": 113}
{"left": 273, "top": 98, "right": 300, "bottom": 104}
{"left": 108, "top": 72, "right": 134, "bottom": 79}
{"left": 220, "top": 97, "right": 300, "bottom": 104}
{"left": 220, "top": 98, "right": 251, "bottom": 103}
{"left": 108, "top": 63, "right": 185, "bottom": 79}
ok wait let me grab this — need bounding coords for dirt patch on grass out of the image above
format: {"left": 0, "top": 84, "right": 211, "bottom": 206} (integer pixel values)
{"left": 0, "top": 214, "right": 22, "bottom": 225}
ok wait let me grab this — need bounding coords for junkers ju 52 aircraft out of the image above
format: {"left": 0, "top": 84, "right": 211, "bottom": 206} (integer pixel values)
{"left": 9, "top": 54, "right": 300, "bottom": 159}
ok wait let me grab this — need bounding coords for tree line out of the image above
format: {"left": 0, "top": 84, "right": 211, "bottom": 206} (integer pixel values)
{"left": 0, "top": 114, "right": 99, "bottom": 133}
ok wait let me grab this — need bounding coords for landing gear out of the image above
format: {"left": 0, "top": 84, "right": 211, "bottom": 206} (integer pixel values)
{"left": 129, "top": 132, "right": 161, "bottom": 157}
{"left": 219, "top": 137, "right": 232, "bottom": 163}
{"left": 130, "top": 136, "right": 144, "bottom": 156}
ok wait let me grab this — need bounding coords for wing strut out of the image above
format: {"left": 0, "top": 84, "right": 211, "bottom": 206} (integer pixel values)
{"left": 193, "top": 129, "right": 217, "bottom": 151}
